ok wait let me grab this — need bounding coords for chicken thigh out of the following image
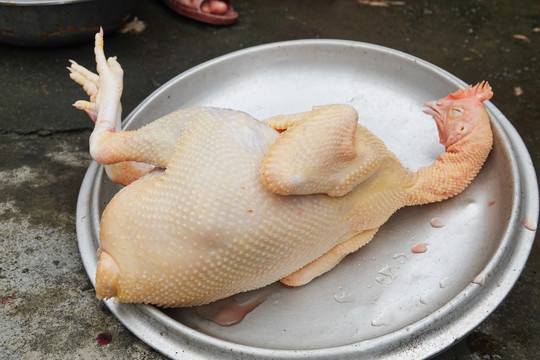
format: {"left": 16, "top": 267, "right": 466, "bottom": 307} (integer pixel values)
{"left": 69, "top": 31, "right": 493, "bottom": 307}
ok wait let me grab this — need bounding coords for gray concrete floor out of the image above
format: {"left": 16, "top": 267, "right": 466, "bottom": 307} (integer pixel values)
{"left": 1, "top": 0, "right": 538, "bottom": 359}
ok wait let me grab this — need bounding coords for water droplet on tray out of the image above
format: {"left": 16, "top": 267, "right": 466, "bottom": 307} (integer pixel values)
{"left": 472, "top": 274, "right": 485, "bottom": 286}
{"left": 334, "top": 291, "right": 355, "bottom": 303}
{"left": 523, "top": 216, "right": 537, "bottom": 231}
{"left": 195, "top": 287, "right": 275, "bottom": 326}
{"left": 439, "top": 277, "right": 453, "bottom": 288}
{"left": 392, "top": 253, "right": 408, "bottom": 264}
{"left": 411, "top": 242, "right": 427, "bottom": 254}
{"left": 430, "top": 217, "right": 445, "bottom": 228}
{"left": 371, "top": 309, "right": 393, "bottom": 327}
{"left": 375, "top": 264, "right": 394, "bottom": 285}
{"left": 420, "top": 293, "right": 432, "bottom": 305}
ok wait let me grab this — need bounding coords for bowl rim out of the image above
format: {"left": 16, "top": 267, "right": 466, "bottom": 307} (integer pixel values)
{"left": 0, "top": 0, "right": 92, "bottom": 6}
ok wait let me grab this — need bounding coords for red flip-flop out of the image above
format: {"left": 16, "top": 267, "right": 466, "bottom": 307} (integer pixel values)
{"left": 164, "top": 0, "right": 238, "bottom": 25}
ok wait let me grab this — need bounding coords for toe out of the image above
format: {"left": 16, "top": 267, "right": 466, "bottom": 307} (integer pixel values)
{"left": 210, "top": 0, "right": 228, "bottom": 14}
{"left": 201, "top": 0, "right": 229, "bottom": 14}
{"left": 68, "top": 60, "right": 99, "bottom": 84}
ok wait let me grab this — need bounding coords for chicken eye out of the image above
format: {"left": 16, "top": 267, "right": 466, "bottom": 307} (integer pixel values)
{"left": 450, "top": 107, "right": 464, "bottom": 117}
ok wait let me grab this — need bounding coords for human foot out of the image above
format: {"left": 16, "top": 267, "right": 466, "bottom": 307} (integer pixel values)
{"left": 164, "top": 0, "right": 238, "bottom": 25}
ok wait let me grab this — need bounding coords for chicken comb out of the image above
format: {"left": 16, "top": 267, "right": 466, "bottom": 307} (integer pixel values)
{"left": 449, "top": 81, "right": 493, "bottom": 102}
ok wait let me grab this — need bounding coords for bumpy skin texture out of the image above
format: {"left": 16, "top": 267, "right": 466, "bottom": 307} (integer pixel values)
{"left": 69, "top": 31, "right": 493, "bottom": 307}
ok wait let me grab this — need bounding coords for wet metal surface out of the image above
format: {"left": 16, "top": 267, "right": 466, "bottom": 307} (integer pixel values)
{"left": 1, "top": 0, "right": 538, "bottom": 359}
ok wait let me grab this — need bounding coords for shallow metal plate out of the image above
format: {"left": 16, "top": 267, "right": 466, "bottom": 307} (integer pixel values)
{"left": 76, "top": 40, "right": 538, "bottom": 359}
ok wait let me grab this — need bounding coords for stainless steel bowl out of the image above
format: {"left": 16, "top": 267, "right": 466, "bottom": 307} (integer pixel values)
{"left": 0, "top": 0, "right": 137, "bottom": 47}
{"left": 77, "top": 40, "right": 538, "bottom": 359}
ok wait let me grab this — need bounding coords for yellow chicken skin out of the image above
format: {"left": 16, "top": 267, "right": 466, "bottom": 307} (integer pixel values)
{"left": 69, "top": 31, "right": 493, "bottom": 307}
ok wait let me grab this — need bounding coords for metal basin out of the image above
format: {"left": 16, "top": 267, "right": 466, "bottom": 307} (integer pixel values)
{"left": 76, "top": 40, "right": 538, "bottom": 359}
{"left": 0, "top": 0, "right": 137, "bottom": 47}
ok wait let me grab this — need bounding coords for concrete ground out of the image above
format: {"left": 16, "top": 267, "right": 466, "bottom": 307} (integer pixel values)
{"left": 0, "top": 0, "right": 538, "bottom": 359}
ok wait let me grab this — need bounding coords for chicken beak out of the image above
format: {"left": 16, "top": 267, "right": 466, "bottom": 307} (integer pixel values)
{"left": 423, "top": 101, "right": 448, "bottom": 147}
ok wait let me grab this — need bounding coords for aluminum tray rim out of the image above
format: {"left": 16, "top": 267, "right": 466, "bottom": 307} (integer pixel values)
{"left": 76, "top": 39, "right": 538, "bottom": 359}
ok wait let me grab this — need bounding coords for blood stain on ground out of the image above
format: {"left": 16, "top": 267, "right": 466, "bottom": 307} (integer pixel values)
{"left": 96, "top": 332, "right": 113, "bottom": 346}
